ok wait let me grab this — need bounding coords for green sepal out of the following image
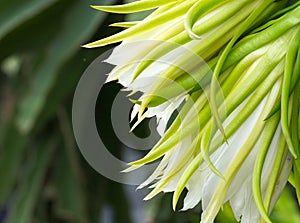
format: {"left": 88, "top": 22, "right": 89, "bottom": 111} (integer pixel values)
{"left": 91, "top": 0, "right": 181, "bottom": 14}
{"left": 252, "top": 113, "right": 280, "bottom": 223}
{"left": 281, "top": 28, "right": 300, "bottom": 158}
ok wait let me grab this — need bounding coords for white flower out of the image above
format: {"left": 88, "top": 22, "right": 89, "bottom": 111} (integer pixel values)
{"left": 85, "top": 1, "right": 300, "bottom": 222}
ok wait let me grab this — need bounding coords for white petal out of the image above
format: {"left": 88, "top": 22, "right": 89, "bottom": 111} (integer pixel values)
{"left": 154, "top": 96, "right": 185, "bottom": 135}
{"left": 229, "top": 125, "right": 281, "bottom": 221}
{"left": 137, "top": 152, "right": 171, "bottom": 189}
{"left": 105, "top": 41, "right": 154, "bottom": 66}
{"left": 239, "top": 178, "right": 260, "bottom": 223}
{"left": 224, "top": 136, "right": 261, "bottom": 202}
{"left": 201, "top": 98, "right": 265, "bottom": 210}
{"left": 182, "top": 164, "right": 211, "bottom": 211}
{"left": 130, "top": 104, "right": 140, "bottom": 122}
{"left": 162, "top": 137, "right": 192, "bottom": 192}
{"left": 105, "top": 16, "right": 184, "bottom": 85}
{"left": 105, "top": 17, "right": 183, "bottom": 66}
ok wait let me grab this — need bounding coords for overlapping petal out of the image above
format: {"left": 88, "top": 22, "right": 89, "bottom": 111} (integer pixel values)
{"left": 85, "top": 1, "right": 300, "bottom": 222}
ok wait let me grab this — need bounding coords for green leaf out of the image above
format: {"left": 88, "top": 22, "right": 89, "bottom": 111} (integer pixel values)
{"left": 0, "top": 123, "right": 27, "bottom": 206}
{"left": 34, "top": 47, "right": 104, "bottom": 131}
{"left": 294, "top": 159, "right": 300, "bottom": 204}
{"left": 0, "top": 0, "right": 71, "bottom": 61}
{"left": 215, "top": 202, "right": 238, "bottom": 223}
{"left": 53, "top": 143, "right": 88, "bottom": 223}
{"left": 270, "top": 187, "right": 300, "bottom": 223}
{"left": 15, "top": 0, "right": 109, "bottom": 134}
{"left": 0, "top": 0, "right": 57, "bottom": 40}
{"left": 5, "top": 138, "right": 55, "bottom": 223}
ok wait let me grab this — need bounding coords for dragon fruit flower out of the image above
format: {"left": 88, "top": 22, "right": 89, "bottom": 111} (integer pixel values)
{"left": 84, "top": 1, "right": 300, "bottom": 223}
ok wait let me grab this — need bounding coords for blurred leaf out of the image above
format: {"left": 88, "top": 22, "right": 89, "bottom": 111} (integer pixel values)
{"left": 34, "top": 197, "right": 49, "bottom": 223}
{"left": 0, "top": 1, "right": 69, "bottom": 61}
{"left": 15, "top": 0, "right": 110, "bottom": 134}
{"left": 0, "top": 123, "right": 27, "bottom": 206}
{"left": 106, "top": 183, "right": 132, "bottom": 223}
{"left": 0, "top": 0, "right": 57, "bottom": 40}
{"left": 0, "top": 1, "right": 147, "bottom": 223}
{"left": 215, "top": 203, "right": 238, "bottom": 223}
{"left": 34, "top": 48, "right": 103, "bottom": 131}
{"left": 150, "top": 193, "right": 199, "bottom": 223}
{"left": 294, "top": 159, "right": 300, "bottom": 204}
{"left": 5, "top": 137, "right": 56, "bottom": 223}
{"left": 53, "top": 143, "right": 88, "bottom": 223}
{"left": 271, "top": 186, "right": 300, "bottom": 223}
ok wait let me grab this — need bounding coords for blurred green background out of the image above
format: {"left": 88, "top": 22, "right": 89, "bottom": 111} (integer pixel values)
{"left": 0, "top": 0, "right": 299, "bottom": 222}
